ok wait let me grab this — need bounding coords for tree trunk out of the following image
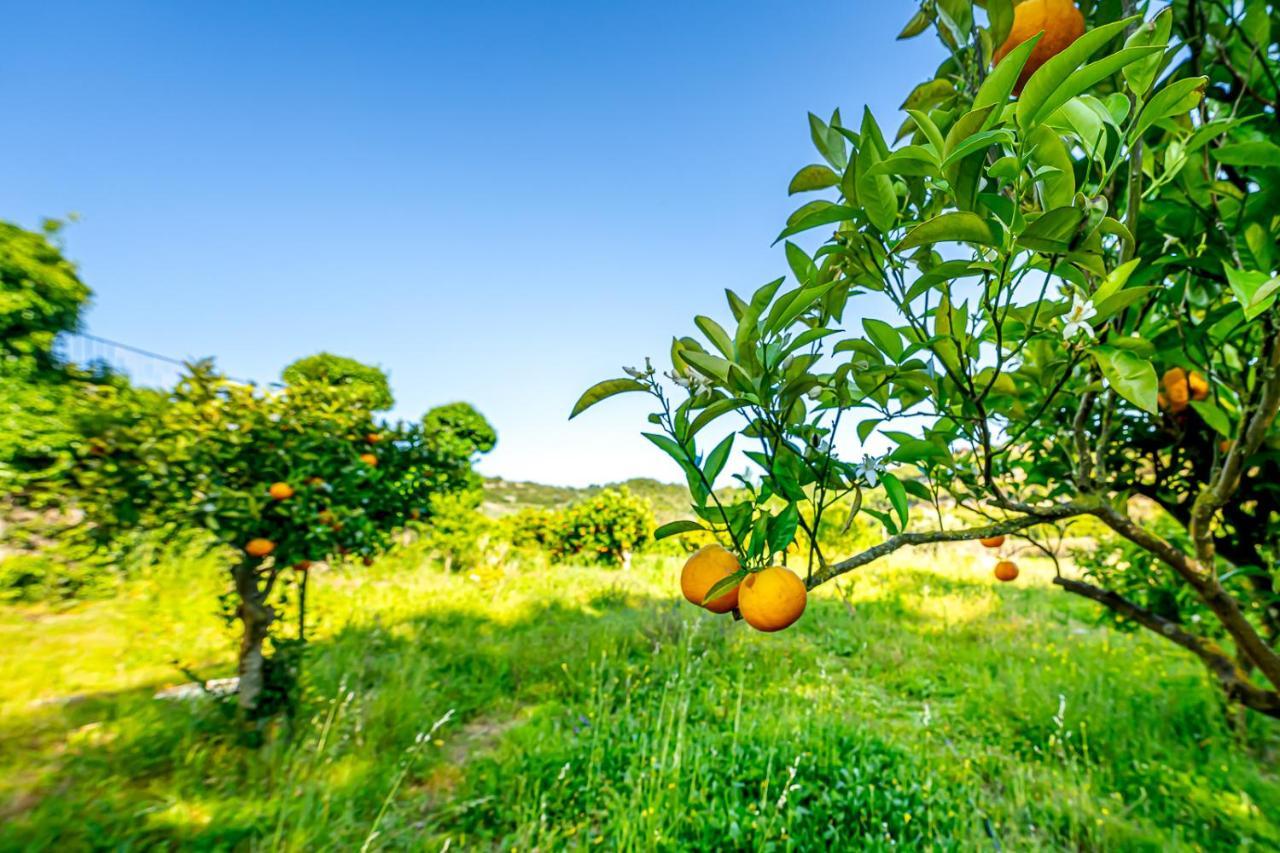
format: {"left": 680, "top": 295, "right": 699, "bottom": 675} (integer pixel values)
{"left": 233, "top": 559, "right": 273, "bottom": 713}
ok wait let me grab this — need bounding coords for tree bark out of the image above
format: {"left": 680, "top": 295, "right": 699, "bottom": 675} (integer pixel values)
{"left": 233, "top": 559, "right": 273, "bottom": 713}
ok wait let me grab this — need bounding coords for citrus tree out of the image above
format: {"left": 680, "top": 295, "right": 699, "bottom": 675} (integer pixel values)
{"left": 78, "top": 359, "right": 495, "bottom": 715}
{"left": 575, "top": 0, "right": 1280, "bottom": 718}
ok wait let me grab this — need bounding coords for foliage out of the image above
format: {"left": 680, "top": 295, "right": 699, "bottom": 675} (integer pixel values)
{"left": 576, "top": 2, "right": 1280, "bottom": 717}
{"left": 0, "top": 219, "right": 90, "bottom": 369}
{"left": 417, "top": 490, "right": 499, "bottom": 573}
{"left": 504, "top": 487, "right": 654, "bottom": 567}
{"left": 2, "top": 553, "right": 1277, "bottom": 848}
{"left": 282, "top": 352, "right": 395, "bottom": 411}
{"left": 71, "top": 359, "right": 495, "bottom": 712}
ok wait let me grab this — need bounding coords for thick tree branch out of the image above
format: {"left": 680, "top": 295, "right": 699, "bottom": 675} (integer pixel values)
{"left": 1055, "top": 576, "right": 1280, "bottom": 719}
{"left": 808, "top": 499, "right": 1097, "bottom": 589}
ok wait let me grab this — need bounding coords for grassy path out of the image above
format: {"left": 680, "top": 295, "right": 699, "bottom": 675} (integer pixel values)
{"left": 1, "top": 548, "right": 1277, "bottom": 850}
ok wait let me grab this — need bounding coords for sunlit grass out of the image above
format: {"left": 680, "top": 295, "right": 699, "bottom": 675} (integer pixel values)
{"left": 1, "top": 543, "right": 1277, "bottom": 849}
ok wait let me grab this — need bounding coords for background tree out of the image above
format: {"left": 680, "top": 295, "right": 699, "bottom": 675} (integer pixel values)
{"left": 282, "top": 351, "right": 395, "bottom": 411}
{"left": 577, "top": 0, "right": 1280, "bottom": 717}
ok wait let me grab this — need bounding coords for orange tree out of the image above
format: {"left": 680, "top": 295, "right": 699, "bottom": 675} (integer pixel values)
{"left": 575, "top": 1, "right": 1280, "bottom": 717}
{"left": 77, "top": 359, "right": 495, "bottom": 715}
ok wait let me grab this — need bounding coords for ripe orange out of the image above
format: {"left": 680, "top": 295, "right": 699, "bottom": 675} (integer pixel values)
{"left": 1161, "top": 367, "right": 1211, "bottom": 414}
{"left": 366, "top": 432, "right": 382, "bottom": 444}
{"left": 680, "top": 544, "right": 741, "bottom": 614}
{"left": 994, "top": 560, "right": 1019, "bottom": 582}
{"left": 1219, "top": 439, "right": 1234, "bottom": 454}
{"left": 268, "top": 482, "right": 295, "bottom": 501}
{"left": 359, "top": 453, "right": 378, "bottom": 466}
{"left": 980, "top": 535, "right": 1006, "bottom": 548}
{"left": 294, "top": 560, "right": 312, "bottom": 571}
{"left": 738, "top": 566, "right": 807, "bottom": 632}
{"left": 993, "top": 0, "right": 1086, "bottom": 93}
{"left": 245, "top": 538, "right": 275, "bottom": 558}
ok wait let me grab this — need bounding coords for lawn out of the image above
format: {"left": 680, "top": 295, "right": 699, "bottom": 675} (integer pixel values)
{"left": 2, "top": 545, "right": 1277, "bottom": 850}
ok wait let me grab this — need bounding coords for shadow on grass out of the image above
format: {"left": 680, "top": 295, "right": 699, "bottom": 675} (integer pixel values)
{"left": 0, "top": 590, "right": 677, "bottom": 850}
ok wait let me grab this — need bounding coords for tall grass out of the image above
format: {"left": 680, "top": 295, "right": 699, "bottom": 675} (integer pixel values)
{"left": 1, "top": 547, "right": 1276, "bottom": 849}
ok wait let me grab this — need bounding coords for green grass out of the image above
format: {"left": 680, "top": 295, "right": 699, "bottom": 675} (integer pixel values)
{"left": 1, "top": 546, "right": 1277, "bottom": 850}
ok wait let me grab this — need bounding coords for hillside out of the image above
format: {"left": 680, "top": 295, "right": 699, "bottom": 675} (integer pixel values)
{"left": 482, "top": 477, "right": 693, "bottom": 522}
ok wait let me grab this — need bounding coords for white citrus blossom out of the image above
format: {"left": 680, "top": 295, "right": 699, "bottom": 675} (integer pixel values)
{"left": 1062, "top": 293, "right": 1098, "bottom": 341}
{"left": 857, "top": 453, "right": 885, "bottom": 488}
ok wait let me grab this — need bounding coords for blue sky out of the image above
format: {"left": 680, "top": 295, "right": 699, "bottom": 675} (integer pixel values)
{"left": 4, "top": 1, "right": 942, "bottom": 486}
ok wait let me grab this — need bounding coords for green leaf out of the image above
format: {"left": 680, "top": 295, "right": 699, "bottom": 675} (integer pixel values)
{"left": 702, "top": 568, "right": 747, "bottom": 606}
{"left": 682, "top": 350, "right": 733, "bottom": 383}
{"left": 774, "top": 204, "right": 860, "bottom": 244}
{"left": 694, "top": 316, "right": 734, "bottom": 358}
{"left": 654, "top": 520, "right": 707, "bottom": 540}
{"left": 767, "top": 503, "right": 801, "bottom": 555}
{"left": 1190, "top": 400, "right": 1231, "bottom": 437}
{"left": 895, "top": 211, "right": 995, "bottom": 252}
{"left": 863, "top": 318, "right": 904, "bottom": 362}
{"left": 1224, "top": 266, "right": 1280, "bottom": 321}
{"left": 1026, "top": 46, "right": 1163, "bottom": 131}
{"left": 1092, "top": 346, "right": 1158, "bottom": 415}
{"left": 974, "top": 32, "right": 1040, "bottom": 111}
{"left": 856, "top": 109, "right": 898, "bottom": 233}
{"left": 898, "top": 7, "right": 933, "bottom": 40}
{"left": 1017, "top": 207, "right": 1085, "bottom": 253}
{"left": 986, "top": 0, "right": 1015, "bottom": 49}
{"left": 788, "top": 164, "right": 841, "bottom": 194}
{"left": 905, "top": 109, "right": 946, "bottom": 156}
{"left": 901, "top": 78, "right": 956, "bottom": 112}
{"left": 1214, "top": 141, "right": 1280, "bottom": 169}
{"left": 1130, "top": 76, "right": 1207, "bottom": 141}
{"left": 1122, "top": 8, "right": 1172, "bottom": 95}
{"left": 704, "top": 433, "right": 735, "bottom": 485}
{"left": 939, "top": 129, "right": 1014, "bottom": 168}
{"left": 1017, "top": 17, "right": 1138, "bottom": 130}
{"left": 1093, "top": 258, "right": 1141, "bottom": 304}
{"left": 688, "top": 398, "right": 741, "bottom": 438}
{"left": 570, "top": 378, "right": 647, "bottom": 419}
{"left": 881, "top": 472, "right": 910, "bottom": 529}
{"left": 1027, "top": 125, "right": 1076, "bottom": 209}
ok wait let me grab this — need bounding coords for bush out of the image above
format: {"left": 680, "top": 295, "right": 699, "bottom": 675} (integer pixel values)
{"left": 512, "top": 488, "right": 654, "bottom": 568}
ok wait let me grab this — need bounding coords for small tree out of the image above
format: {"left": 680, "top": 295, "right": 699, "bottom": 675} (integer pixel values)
{"left": 576, "top": 2, "right": 1280, "bottom": 717}
{"left": 0, "top": 219, "right": 90, "bottom": 370}
{"left": 78, "top": 361, "right": 495, "bottom": 714}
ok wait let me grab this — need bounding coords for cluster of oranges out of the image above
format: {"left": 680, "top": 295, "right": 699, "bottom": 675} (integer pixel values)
{"left": 679, "top": 545, "right": 808, "bottom": 632}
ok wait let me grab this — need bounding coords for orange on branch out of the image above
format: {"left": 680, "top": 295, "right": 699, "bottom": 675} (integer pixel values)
{"left": 980, "top": 535, "right": 1006, "bottom": 548}
{"left": 993, "top": 0, "right": 1086, "bottom": 94}
{"left": 366, "top": 432, "right": 382, "bottom": 444}
{"left": 294, "top": 560, "right": 312, "bottom": 571}
{"left": 268, "top": 482, "right": 295, "bottom": 500}
{"left": 1161, "top": 368, "right": 1192, "bottom": 413}
{"left": 359, "top": 452, "right": 378, "bottom": 466}
{"left": 994, "top": 560, "right": 1019, "bottom": 582}
{"left": 245, "top": 538, "right": 276, "bottom": 558}
{"left": 739, "top": 566, "right": 807, "bottom": 632}
{"left": 680, "top": 544, "right": 741, "bottom": 613}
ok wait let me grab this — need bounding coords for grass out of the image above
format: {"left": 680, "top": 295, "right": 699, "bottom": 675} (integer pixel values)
{"left": 1, "top": 544, "right": 1277, "bottom": 850}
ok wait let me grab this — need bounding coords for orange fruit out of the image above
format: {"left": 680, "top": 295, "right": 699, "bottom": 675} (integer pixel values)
{"left": 359, "top": 453, "right": 378, "bottom": 466}
{"left": 680, "top": 545, "right": 741, "bottom": 613}
{"left": 245, "top": 538, "right": 275, "bottom": 558}
{"left": 366, "top": 432, "right": 382, "bottom": 444}
{"left": 1219, "top": 439, "right": 1234, "bottom": 454}
{"left": 308, "top": 476, "right": 326, "bottom": 487}
{"left": 980, "top": 535, "right": 1006, "bottom": 548}
{"left": 738, "top": 566, "right": 807, "bottom": 632}
{"left": 1187, "top": 371, "right": 1209, "bottom": 401}
{"left": 994, "top": 560, "right": 1019, "bottom": 582}
{"left": 993, "top": 0, "right": 1086, "bottom": 94}
{"left": 294, "top": 560, "right": 312, "bottom": 571}
{"left": 1161, "top": 368, "right": 1191, "bottom": 413}
{"left": 268, "top": 482, "right": 294, "bottom": 500}
{"left": 362, "top": 556, "right": 374, "bottom": 567}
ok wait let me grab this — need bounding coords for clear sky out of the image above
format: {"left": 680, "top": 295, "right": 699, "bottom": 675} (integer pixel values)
{"left": 4, "top": 1, "right": 942, "bottom": 486}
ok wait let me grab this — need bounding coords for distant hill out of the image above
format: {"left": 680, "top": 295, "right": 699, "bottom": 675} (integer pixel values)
{"left": 482, "top": 477, "right": 693, "bottom": 523}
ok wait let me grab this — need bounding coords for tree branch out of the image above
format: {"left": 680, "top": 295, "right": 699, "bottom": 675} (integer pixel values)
{"left": 1055, "top": 576, "right": 1280, "bottom": 719}
{"left": 808, "top": 499, "right": 1097, "bottom": 589}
